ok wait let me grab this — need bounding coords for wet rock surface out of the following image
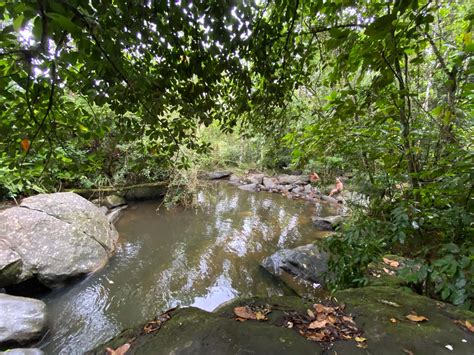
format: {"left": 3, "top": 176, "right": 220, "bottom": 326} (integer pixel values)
{"left": 261, "top": 243, "right": 329, "bottom": 295}
{"left": 206, "top": 171, "right": 232, "bottom": 180}
{"left": 0, "top": 192, "right": 118, "bottom": 288}
{"left": 312, "top": 215, "right": 344, "bottom": 231}
{"left": 0, "top": 294, "right": 47, "bottom": 346}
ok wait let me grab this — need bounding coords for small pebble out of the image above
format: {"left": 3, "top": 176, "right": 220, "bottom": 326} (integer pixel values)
{"left": 445, "top": 344, "right": 453, "bottom": 351}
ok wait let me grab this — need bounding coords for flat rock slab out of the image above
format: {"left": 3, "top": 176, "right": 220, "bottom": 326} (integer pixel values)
{"left": 0, "top": 192, "right": 118, "bottom": 288}
{"left": 333, "top": 286, "right": 474, "bottom": 354}
{"left": 92, "top": 288, "right": 474, "bottom": 355}
{"left": 276, "top": 174, "right": 310, "bottom": 185}
{"left": 0, "top": 294, "right": 47, "bottom": 346}
{"left": 238, "top": 183, "right": 257, "bottom": 192}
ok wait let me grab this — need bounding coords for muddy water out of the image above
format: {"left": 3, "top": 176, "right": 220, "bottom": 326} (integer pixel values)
{"left": 38, "top": 182, "right": 335, "bottom": 354}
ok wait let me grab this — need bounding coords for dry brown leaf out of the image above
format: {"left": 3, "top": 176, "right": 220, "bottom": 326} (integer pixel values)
{"left": 454, "top": 319, "right": 474, "bottom": 333}
{"left": 235, "top": 317, "right": 247, "bottom": 322}
{"left": 308, "top": 319, "right": 329, "bottom": 329}
{"left": 255, "top": 311, "right": 267, "bottom": 321}
{"left": 233, "top": 306, "right": 256, "bottom": 320}
{"left": 406, "top": 314, "right": 428, "bottom": 322}
{"left": 402, "top": 349, "right": 414, "bottom": 355}
{"left": 314, "top": 303, "right": 335, "bottom": 314}
{"left": 390, "top": 318, "right": 398, "bottom": 323}
{"left": 327, "top": 315, "right": 337, "bottom": 324}
{"left": 342, "top": 315, "right": 355, "bottom": 324}
{"left": 307, "top": 332, "right": 326, "bottom": 341}
{"left": 383, "top": 257, "right": 400, "bottom": 268}
{"left": 465, "top": 320, "right": 474, "bottom": 333}
{"left": 307, "top": 309, "right": 315, "bottom": 319}
{"left": 106, "top": 343, "right": 130, "bottom": 355}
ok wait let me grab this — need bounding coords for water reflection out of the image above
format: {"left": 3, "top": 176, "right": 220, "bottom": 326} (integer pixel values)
{"left": 39, "top": 182, "right": 335, "bottom": 354}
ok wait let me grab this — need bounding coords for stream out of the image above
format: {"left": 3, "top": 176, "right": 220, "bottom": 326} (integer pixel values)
{"left": 38, "top": 182, "right": 335, "bottom": 354}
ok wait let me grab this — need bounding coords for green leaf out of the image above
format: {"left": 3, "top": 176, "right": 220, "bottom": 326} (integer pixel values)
{"left": 13, "top": 14, "right": 25, "bottom": 32}
{"left": 46, "top": 12, "right": 82, "bottom": 34}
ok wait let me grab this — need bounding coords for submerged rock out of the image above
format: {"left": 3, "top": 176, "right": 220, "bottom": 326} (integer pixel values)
{"left": 0, "top": 294, "right": 47, "bottom": 346}
{"left": 312, "top": 215, "right": 344, "bottom": 231}
{"left": 261, "top": 243, "right": 329, "bottom": 295}
{"left": 0, "top": 192, "right": 118, "bottom": 288}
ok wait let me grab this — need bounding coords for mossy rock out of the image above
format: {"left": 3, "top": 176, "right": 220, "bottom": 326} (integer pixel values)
{"left": 333, "top": 286, "right": 474, "bottom": 354}
{"left": 89, "top": 297, "right": 328, "bottom": 354}
{"left": 91, "top": 290, "right": 474, "bottom": 354}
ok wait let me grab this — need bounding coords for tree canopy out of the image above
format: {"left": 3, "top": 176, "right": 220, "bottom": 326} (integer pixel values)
{"left": 1, "top": 0, "right": 473, "bottom": 307}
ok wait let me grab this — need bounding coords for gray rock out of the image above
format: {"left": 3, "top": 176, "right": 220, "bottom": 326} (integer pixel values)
{"left": 0, "top": 349, "right": 44, "bottom": 355}
{"left": 206, "top": 171, "right": 232, "bottom": 180}
{"left": 0, "top": 240, "right": 23, "bottom": 287}
{"left": 106, "top": 205, "right": 128, "bottom": 224}
{"left": 276, "top": 174, "right": 310, "bottom": 185}
{"left": 0, "top": 192, "right": 118, "bottom": 288}
{"left": 103, "top": 194, "right": 126, "bottom": 209}
{"left": 0, "top": 294, "right": 47, "bottom": 345}
{"left": 247, "top": 173, "right": 264, "bottom": 185}
{"left": 238, "top": 183, "right": 257, "bottom": 192}
{"left": 262, "top": 177, "right": 277, "bottom": 189}
{"left": 228, "top": 174, "right": 241, "bottom": 184}
{"left": 261, "top": 244, "right": 328, "bottom": 292}
{"left": 312, "top": 215, "right": 344, "bottom": 231}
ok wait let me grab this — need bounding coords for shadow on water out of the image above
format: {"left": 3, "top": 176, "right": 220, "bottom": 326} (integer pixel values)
{"left": 38, "top": 182, "right": 335, "bottom": 354}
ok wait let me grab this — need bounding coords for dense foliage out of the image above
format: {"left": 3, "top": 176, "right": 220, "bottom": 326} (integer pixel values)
{"left": 0, "top": 1, "right": 472, "bottom": 307}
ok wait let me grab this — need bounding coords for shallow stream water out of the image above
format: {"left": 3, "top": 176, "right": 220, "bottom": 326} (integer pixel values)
{"left": 38, "top": 182, "right": 335, "bottom": 354}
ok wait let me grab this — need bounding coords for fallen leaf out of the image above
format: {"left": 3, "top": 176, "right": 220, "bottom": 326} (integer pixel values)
{"left": 307, "top": 309, "right": 315, "bottom": 319}
{"left": 235, "top": 317, "right": 246, "bottom": 322}
{"left": 390, "top": 318, "right": 398, "bottom": 323}
{"left": 106, "top": 343, "right": 130, "bottom": 355}
{"left": 308, "top": 320, "right": 328, "bottom": 329}
{"left": 233, "top": 306, "right": 257, "bottom": 320}
{"left": 454, "top": 319, "right": 474, "bottom": 333}
{"left": 382, "top": 267, "right": 395, "bottom": 275}
{"left": 355, "top": 336, "right": 366, "bottom": 342}
{"left": 402, "top": 349, "right": 414, "bottom": 355}
{"left": 406, "top": 314, "right": 428, "bottom": 322}
{"left": 342, "top": 316, "right": 354, "bottom": 323}
{"left": 327, "top": 315, "right": 337, "bottom": 324}
{"left": 255, "top": 311, "right": 267, "bottom": 321}
{"left": 307, "top": 332, "right": 326, "bottom": 341}
{"left": 314, "top": 303, "right": 335, "bottom": 314}
{"left": 383, "top": 257, "right": 400, "bottom": 268}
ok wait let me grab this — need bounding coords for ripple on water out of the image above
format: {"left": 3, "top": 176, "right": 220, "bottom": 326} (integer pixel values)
{"left": 39, "top": 182, "right": 335, "bottom": 353}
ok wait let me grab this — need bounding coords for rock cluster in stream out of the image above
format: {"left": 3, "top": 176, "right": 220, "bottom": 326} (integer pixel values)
{"left": 0, "top": 192, "right": 121, "bottom": 350}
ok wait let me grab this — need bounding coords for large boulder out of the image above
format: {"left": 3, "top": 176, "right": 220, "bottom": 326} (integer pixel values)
{"left": 0, "top": 294, "right": 47, "bottom": 346}
{"left": 261, "top": 243, "right": 328, "bottom": 296}
{"left": 92, "top": 288, "right": 474, "bottom": 355}
{"left": 0, "top": 192, "right": 118, "bottom": 288}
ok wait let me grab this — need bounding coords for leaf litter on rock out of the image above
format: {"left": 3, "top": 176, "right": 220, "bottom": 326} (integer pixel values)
{"left": 143, "top": 307, "right": 176, "bottom": 334}
{"left": 454, "top": 319, "right": 474, "bottom": 333}
{"left": 233, "top": 304, "right": 272, "bottom": 321}
{"left": 282, "top": 301, "right": 365, "bottom": 349}
{"left": 405, "top": 313, "right": 428, "bottom": 322}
